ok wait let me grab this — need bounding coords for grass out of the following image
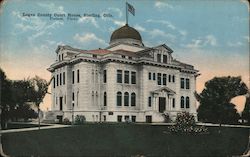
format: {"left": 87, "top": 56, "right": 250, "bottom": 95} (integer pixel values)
{"left": 2, "top": 123, "right": 249, "bottom": 156}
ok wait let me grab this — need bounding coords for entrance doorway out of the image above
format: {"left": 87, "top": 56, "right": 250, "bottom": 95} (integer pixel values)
{"left": 59, "top": 97, "right": 63, "bottom": 111}
{"left": 159, "top": 97, "right": 166, "bottom": 113}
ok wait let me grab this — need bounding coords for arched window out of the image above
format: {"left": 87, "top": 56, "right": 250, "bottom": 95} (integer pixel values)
{"left": 117, "top": 92, "right": 122, "bottom": 106}
{"left": 186, "top": 97, "right": 190, "bottom": 108}
{"left": 104, "top": 92, "right": 107, "bottom": 106}
{"left": 124, "top": 92, "right": 129, "bottom": 106}
{"left": 181, "top": 96, "right": 185, "bottom": 108}
{"left": 131, "top": 93, "right": 136, "bottom": 106}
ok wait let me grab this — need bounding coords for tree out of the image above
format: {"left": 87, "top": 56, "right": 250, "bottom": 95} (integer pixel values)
{"left": 242, "top": 94, "right": 250, "bottom": 125}
{"left": 0, "top": 68, "right": 12, "bottom": 128}
{"left": 30, "top": 76, "right": 50, "bottom": 129}
{"left": 196, "top": 76, "right": 248, "bottom": 124}
{"left": 0, "top": 68, "right": 11, "bottom": 156}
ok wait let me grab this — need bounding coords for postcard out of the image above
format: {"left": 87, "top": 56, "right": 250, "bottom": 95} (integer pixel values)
{"left": 0, "top": 0, "right": 249, "bottom": 156}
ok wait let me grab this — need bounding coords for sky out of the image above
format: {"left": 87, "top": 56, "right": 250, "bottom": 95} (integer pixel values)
{"left": 0, "top": 0, "right": 249, "bottom": 112}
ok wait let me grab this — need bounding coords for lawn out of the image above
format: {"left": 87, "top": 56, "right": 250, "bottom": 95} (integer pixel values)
{"left": 2, "top": 123, "right": 249, "bottom": 156}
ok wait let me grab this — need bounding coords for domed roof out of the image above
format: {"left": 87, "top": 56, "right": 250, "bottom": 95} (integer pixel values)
{"left": 110, "top": 24, "right": 142, "bottom": 42}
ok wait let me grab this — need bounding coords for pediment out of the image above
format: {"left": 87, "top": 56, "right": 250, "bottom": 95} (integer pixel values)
{"left": 154, "top": 44, "right": 173, "bottom": 53}
{"left": 151, "top": 86, "right": 176, "bottom": 95}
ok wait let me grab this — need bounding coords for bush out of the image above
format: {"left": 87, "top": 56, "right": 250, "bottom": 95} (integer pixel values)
{"left": 168, "top": 112, "right": 208, "bottom": 134}
{"left": 74, "top": 115, "right": 86, "bottom": 125}
{"left": 63, "top": 118, "right": 71, "bottom": 125}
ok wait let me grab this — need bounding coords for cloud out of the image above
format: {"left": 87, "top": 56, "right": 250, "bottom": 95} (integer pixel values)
{"left": 243, "top": 36, "right": 249, "bottom": 42}
{"left": 134, "top": 24, "right": 146, "bottom": 32}
{"left": 147, "top": 19, "right": 176, "bottom": 30}
{"left": 113, "top": 20, "right": 125, "bottom": 26}
{"left": 179, "top": 30, "right": 187, "bottom": 36}
{"left": 108, "top": 8, "right": 122, "bottom": 18}
{"left": 12, "top": 9, "right": 64, "bottom": 41}
{"left": 185, "top": 35, "right": 217, "bottom": 48}
{"left": 148, "top": 29, "right": 176, "bottom": 42}
{"left": 73, "top": 33, "right": 108, "bottom": 47}
{"left": 204, "top": 35, "right": 217, "bottom": 46}
{"left": 146, "top": 19, "right": 187, "bottom": 37}
{"left": 154, "top": 1, "right": 174, "bottom": 9}
{"left": 27, "top": 20, "right": 63, "bottom": 41}
{"left": 38, "top": 3, "right": 66, "bottom": 14}
{"left": 78, "top": 17, "right": 99, "bottom": 28}
{"left": 227, "top": 41, "right": 243, "bottom": 47}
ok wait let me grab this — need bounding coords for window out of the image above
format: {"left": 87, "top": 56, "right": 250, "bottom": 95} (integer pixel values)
{"left": 63, "top": 72, "right": 65, "bottom": 85}
{"left": 59, "top": 55, "right": 61, "bottom": 61}
{"left": 103, "top": 115, "right": 106, "bottom": 121}
{"left": 72, "top": 92, "right": 75, "bottom": 108}
{"left": 146, "top": 115, "right": 152, "bottom": 123}
{"left": 125, "top": 115, "right": 129, "bottom": 122}
{"left": 117, "top": 92, "right": 122, "bottom": 106}
{"left": 104, "top": 92, "right": 107, "bottom": 106}
{"left": 72, "top": 92, "right": 75, "bottom": 101}
{"left": 172, "top": 75, "right": 175, "bottom": 83}
{"left": 103, "top": 70, "right": 107, "bottom": 83}
{"left": 132, "top": 116, "right": 136, "bottom": 122}
{"left": 62, "top": 54, "right": 64, "bottom": 60}
{"left": 186, "top": 97, "right": 190, "bottom": 108}
{"left": 153, "top": 73, "right": 156, "bottom": 80}
{"left": 181, "top": 96, "right": 185, "bottom": 108}
{"left": 65, "top": 95, "right": 66, "bottom": 104}
{"left": 163, "top": 55, "right": 167, "bottom": 63}
{"left": 163, "top": 74, "right": 167, "bottom": 85}
{"left": 172, "top": 98, "right": 175, "bottom": 108}
{"left": 131, "top": 72, "right": 136, "bottom": 84}
{"left": 56, "top": 74, "right": 59, "bottom": 86}
{"left": 124, "top": 71, "right": 129, "bottom": 84}
{"left": 53, "top": 77, "right": 55, "bottom": 88}
{"left": 59, "top": 73, "right": 62, "bottom": 85}
{"left": 124, "top": 92, "right": 129, "bottom": 106}
{"left": 117, "top": 115, "right": 122, "bottom": 122}
{"left": 148, "top": 97, "right": 152, "bottom": 107}
{"left": 77, "top": 70, "right": 80, "bottom": 83}
{"left": 117, "top": 70, "right": 122, "bottom": 83}
{"left": 129, "top": 56, "right": 132, "bottom": 60}
{"left": 168, "top": 75, "right": 171, "bottom": 83}
{"left": 122, "top": 55, "right": 126, "bottom": 58}
{"left": 157, "top": 73, "right": 162, "bottom": 85}
{"left": 157, "top": 54, "right": 161, "bottom": 62}
{"left": 186, "top": 78, "right": 190, "bottom": 89}
{"left": 131, "top": 93, "right": 136, "bottom": 106}
{"left": 148, "top": 72, "right": 151, "bottom": 80}
{"left": 181, "top": 78, "right": 185, "bottom": 89}
{"left": 93, "top": 54, "right": 97, "bottom": 58}
{"left": 72, "top": 71, "right": 75, "bottom": 84}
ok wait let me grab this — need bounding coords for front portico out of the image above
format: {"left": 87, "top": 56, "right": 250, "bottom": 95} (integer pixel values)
{"left": 150, "top": 87, "right": 176, "bottom": 120}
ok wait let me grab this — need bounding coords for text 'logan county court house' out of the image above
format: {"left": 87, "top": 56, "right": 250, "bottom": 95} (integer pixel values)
{"left": 47, "top": 24, "right": 199, "bottom": 123}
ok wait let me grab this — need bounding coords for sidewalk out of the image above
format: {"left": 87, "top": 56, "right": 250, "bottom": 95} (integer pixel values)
{"left": 0, "top": 123, "right": 72, "bottom": 134}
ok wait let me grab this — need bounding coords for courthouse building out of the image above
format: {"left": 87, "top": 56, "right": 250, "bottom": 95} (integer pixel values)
{"left": 47, "top": 24, "right": 199, "bottom": 123}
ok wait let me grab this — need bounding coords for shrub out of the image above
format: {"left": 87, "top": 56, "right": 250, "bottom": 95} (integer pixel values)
{"left": 168, "top": 112, "right": 208, "bottom": 134}
{"left": 74, "top": 115, "right": 86, "bottom": 125}
{"left": 63, "top": 118, "right": 71, "bottom": 125}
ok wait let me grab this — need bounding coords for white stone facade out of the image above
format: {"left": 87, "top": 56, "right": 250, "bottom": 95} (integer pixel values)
{"left": 48, "top": 25, "right": 199, "bottom": 123}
